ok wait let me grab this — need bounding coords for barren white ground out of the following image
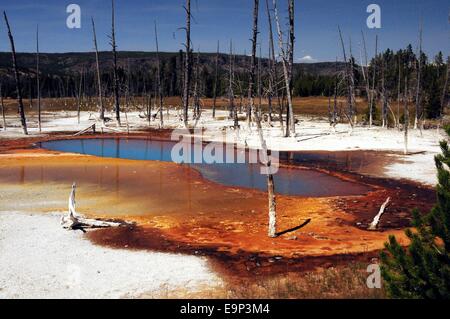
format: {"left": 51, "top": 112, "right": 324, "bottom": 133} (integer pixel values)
{"left": 0, "top": 212, "right": 220, "bottom": 299}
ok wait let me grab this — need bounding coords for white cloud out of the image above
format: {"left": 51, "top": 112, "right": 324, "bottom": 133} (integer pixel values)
{"left": 298, "top": 55, "right": 318, "bottom": 63}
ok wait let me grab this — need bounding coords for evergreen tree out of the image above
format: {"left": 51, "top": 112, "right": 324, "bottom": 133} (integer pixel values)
{"left": 380, "top": 126, "right": 450, "bottom": 299}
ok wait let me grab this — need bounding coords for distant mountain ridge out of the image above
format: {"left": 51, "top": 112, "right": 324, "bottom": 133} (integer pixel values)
{"left": 0, "top": 51, "right": 346, "bottom": 78}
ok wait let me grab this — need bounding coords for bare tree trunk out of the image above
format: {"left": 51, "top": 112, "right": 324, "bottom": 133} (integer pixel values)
{"left": 4, "top": 11, "right": 28, "bottom": 135}
{"left": 92, "top": 18, "right": 104, "bottom": 123}
{"left": 192, "top": 51, "right": 200, "bottom": 120}
{"left": 404, "top": 76, "right": 409, "bottom": 155}
{"left": 338, "top": 27, "right": 354, "bottom": 129}
{"left": 155, "top": 21, "right": 164, "bottom": 128}
{"left": 77, "top": 71, "right": 83, "bottom": 124}
{"left": 36, "top": 25, "right": 41, "bottom": 132}
{"left": 0, "top": 84, "right": 6, "bottom": 130}
{"left": 247, "top": 0, "right": 259, "bottom": 128}
{"left": 183, "top": 0, "right": 191, "bottom": 127}
{"left": 333, "top": 58, "right": 338, "bottom": 126}
{"left": 229, "top": 40, "right": 238, "bottom": 128}
{"left": 414, "top": 21, "right": 423, "bottom": 130}
{"left": 349, "top": 40, "right": 357, "bottom": 124}
{"left": 370, "top": 35, "right": 378, "bottom": 128}
{"left": 62, "top": 183, "right": 127, "bottom": 230}
{"left": 368, "top": 197, "right": 390, "bottom": 230}
{"left": 265, "top": 0, "right": 282, "bottom": 130}
{"left": 397, "top": 55, "right": 402, "bottom": 129}
{"left": 328, "top": 92, "right": 332, "bottom": 124}
{"left": 381, "top": 59, "right": 387, "bottom": 128}
{"left": 361, "top": 31, "right": 371, "bottom": 127}
{"left": 273, "top": 0, "right": 294, "bottom": 137}
{"left": 267, "top": 172, "right": 276, "bottom": 237}
{"left": 124, "top": 59, "right": 130, "bottom": 126}
{"left": 287, "top": 0, "right": 295, "bottom": 134}
{"left": 257, "top": 46, "right": 262, "bottom": 119}
{"left": 254, "top": 99, "right": 277, "bottom": 237}
{"left": 212, "top": 41, "right": 219, "bottom": 119}
{"left": 111, "top": 0, "right": 121, "bottom": 126}
{"left": 440, "top": 57, "right": 449, "bottom": 120}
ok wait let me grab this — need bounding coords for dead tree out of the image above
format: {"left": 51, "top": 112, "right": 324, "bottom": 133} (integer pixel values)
{"left": 4, "top": 11, "right": 28, "bottom": 135}
{"left": 273, "top": 0, "right": 294, "bottom": 137}
{"left": 397, "top": 55, "right": 402, "bottom": 129}
{"left": 338, "top": 27, "right": 354, "bottom": 129}
{"left": 192, "top": 51, "right": 201, "bottom": 121}
{"left": 36, "top": 25, "right": 41, "bottom": 132}
{"left": 229, "top": 40, "right": 238, "bottom": 128}
{"left": 265, "top": 0, "right": 283, "bottom": 131}
{"left": 76, "top": 70, "right": 83, "bottom": 124}
{"left": 404, "top": 76, "right": 409, "bottom": 155}
{"left": 154, "top": 21, "right": 164, "bottom": 128}
{"left": 370, "top": 35, "right": 378, "bottom": 127}
{"left": 212, "top": 41, "right": 219, "bottom": 119}
{"left": 247, "top": 0, "right": 259, "bottom": 128}
{"left": 265, "top": 0, "right": 274, "bottom": 124}
{"left": 414, "top": 21, "right": 423, "bottom": 130}
{"left": 287, "top": 0, "right": 295, "bottom": 134}
{"left": 253, "top": 97, "right": 277, "bottom": 237}
{"left": 0, "top": 84, "right": 5, "bottom": 130}
{"left": 381, "top": 59, "right": 388, "bottom": 128}
{"left": 440, "top": 57, "right": 449, "bottom": 120}
{"left": 124, "top": 59, "right": 131, "bottom": 125}
{"left": 257, "top": 45, "right": 262, "bottom": 119}
{"left": 368, "top": 197, "right": 390, "bottom": 230}
{"left": 111, "top": 0, "right": 121, "bottom": 126}
{"left": 349, "top": 39, "right": 357, "bottom": 124}
{"left": 62, "top": 183, "right": 126, "bottom": 230}
{"left": 361, "top": 31, "right": 372, "bottom": 127}
{"left": 92, "top": 18, "right": 104, "bottom": 122}
{"left": 332, "top": 57, "right": 339, "bottom": 127}
{"left": 182, "top": 0, "right": 191, "bottom": 127}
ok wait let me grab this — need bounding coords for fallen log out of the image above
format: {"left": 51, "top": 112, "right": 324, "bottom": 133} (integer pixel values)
{"left": 368, "top": 197, "right": 391, "bottom": 230}
{"left": 73, "top": 123, "right": 96, "bottom": 136}
{"left": 61, "top": 182, "right": 129, "bottom": 230}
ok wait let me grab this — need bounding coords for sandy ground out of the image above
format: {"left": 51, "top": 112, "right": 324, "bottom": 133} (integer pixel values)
{"left": 0, "top": 212, "right": 220, "bottom": 299}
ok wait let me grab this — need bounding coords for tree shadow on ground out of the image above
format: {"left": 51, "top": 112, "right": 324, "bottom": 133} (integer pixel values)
{"left": 276, "top": 219, "right": 311, "bottom": 237}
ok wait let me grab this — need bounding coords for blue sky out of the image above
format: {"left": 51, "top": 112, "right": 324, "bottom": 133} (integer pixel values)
{"left": 0, "top": 0, "right": 448, "bottom": 62}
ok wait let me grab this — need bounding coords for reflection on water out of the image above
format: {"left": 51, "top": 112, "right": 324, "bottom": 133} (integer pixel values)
{"left": 39, "top": 138, "right": 371, "bottom": 197}
{"left": 0, "top": 162, "right": 208, "bottom": 216}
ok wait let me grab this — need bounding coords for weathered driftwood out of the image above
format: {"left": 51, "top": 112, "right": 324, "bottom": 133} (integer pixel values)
{"left": 61, "top": 183, "right": 126, "bottom": 230}
{"left": 73, "top": 123, "right": 96, "bottom": 136}
{"left": 368, "top": 197, "right": 391, "bottom": 230}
